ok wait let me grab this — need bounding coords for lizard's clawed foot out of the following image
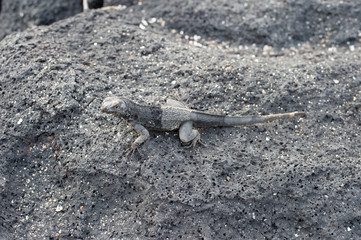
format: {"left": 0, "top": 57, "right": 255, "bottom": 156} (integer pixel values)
{"left": 124, "top": 143, "right": 141, "bottom": 159}
{"left": 182, "top": 132, "right": 206, "bottom": 149}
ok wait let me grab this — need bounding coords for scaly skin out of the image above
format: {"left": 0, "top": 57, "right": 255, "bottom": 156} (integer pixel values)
{"left": 100, "top": 96, "right": 305, "bottom": 149}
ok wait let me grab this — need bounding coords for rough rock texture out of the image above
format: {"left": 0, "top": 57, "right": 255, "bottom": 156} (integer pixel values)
{"left": 0, "top": 0, "right": 139, "bottom": 41}
{"left": 123, "top": 0, "right": 361, "bottom": 47}
{"left": 0, "top": 0, "right": 360, "bottom": 239}
{"left": 0, "top": 0, "right": 83, "bottom": 40}
{"left": 103, "top": 0, "right": 138, "bottom": 7}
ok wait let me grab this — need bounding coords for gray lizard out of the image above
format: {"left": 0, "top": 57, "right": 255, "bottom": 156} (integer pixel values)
{"left": 100, "top": 96, "right": 305, "bottom": 151}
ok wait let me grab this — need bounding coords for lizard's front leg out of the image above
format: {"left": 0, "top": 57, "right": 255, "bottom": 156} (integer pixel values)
{"left": 179, "top": 121, "right": 204, "bottom": 148}
{"left": 126, "top": 123, "right": 149, "bottom": 156}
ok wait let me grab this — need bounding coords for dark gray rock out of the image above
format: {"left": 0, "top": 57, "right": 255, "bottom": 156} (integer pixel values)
{"left": 1, "top": 0, "right": 360, "bottom": 47}
{"left": 126, "top": 0, "right": 361, "bottom": 47}
{"left": 0, "top": 0, "right": 83, "bottom": 40}
{"left": 104, "top": 0, "right": 138, "bottom": 7}
{"left": 0, "top": 1, "right": 360, "bottom": 239}
{"left": 86, "top": 0, "right": 104, "bottom": 9}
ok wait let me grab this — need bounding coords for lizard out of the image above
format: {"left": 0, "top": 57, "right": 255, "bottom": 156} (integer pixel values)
{"left": 100, "top": 96, "right": 305, "bottom": 152}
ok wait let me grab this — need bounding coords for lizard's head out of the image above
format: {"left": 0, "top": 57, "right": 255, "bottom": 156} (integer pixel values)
{"left": 100, "top": 96, "right": 130, "bottom": 117}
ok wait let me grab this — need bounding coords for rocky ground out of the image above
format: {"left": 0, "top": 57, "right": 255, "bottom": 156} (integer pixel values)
{"left": 0, "top": 0, "right": 360, "bottom": 239}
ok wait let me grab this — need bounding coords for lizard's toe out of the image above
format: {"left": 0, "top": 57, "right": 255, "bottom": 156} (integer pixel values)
{"left": 124, "top": 143, "right": 142, "bottom": 159}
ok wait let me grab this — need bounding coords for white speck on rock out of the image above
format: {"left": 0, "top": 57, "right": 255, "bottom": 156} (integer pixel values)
{"left": 148, "top": 18, "right": 157, "bottom": 24}
{"left": 56, "top": 205, "right": 63, "bottom": 212}
{"left": 141, "top": 19, "right": 148, "bottom": 26}
{"left": 139, "top": 24, "right": 146, "bottom": 30}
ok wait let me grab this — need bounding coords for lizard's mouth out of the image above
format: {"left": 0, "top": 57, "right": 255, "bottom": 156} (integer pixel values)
{"left": 100, "top": 103, "right": 108, "bottom": 113}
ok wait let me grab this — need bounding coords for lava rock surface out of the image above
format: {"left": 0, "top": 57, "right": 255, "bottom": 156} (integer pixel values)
{"left": 0, "top": 1, "right": 360, "bottom": 239}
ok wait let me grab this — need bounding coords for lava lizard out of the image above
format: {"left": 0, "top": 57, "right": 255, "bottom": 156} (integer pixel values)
{"left": 100, "top": 96, "right": 305, "bottom": 151}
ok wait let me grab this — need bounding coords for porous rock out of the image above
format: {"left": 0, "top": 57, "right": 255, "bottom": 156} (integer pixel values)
{"left": 0, "top": 1, "right": 360, "bottom": 239}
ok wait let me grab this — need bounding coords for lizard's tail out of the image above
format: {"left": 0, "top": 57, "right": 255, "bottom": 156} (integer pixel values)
{"left": 224, "top": 111, "right": 306, "bottom": 126}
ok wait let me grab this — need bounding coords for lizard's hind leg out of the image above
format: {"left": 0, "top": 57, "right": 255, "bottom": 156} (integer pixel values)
{"left": 179, "top": 121, "right": 205, "bottom": 148}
